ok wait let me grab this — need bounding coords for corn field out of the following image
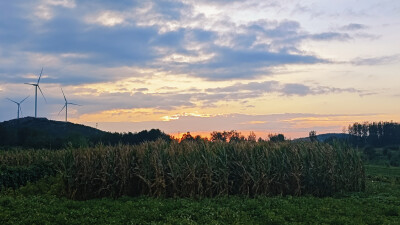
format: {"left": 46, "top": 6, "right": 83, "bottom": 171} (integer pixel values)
{"left": 0, "top": 140, "right": 365, "bottom": 199}
{"left": 52, "top": 140, "right": 365, "bottom": 200}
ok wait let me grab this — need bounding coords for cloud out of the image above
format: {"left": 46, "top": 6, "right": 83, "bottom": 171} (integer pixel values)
{"left": 0, "top": 79, "right": 362, "bottom": 121}
{"left": 80, "top": 112, "right": 383, "bottom": 139}
{"left": 291, "top": 3, "right": 324, "bottom": 18}
{"left": 204, "top": 81, "right": 361, "bottom": 99}
{"left": 0, "top": 0, "right": 394, "bottom": 125}
{"left": 281, "top": 83, "right": 311, "bottom": 96}
{"left": 151, "top": 0, "right": 188, "bottom": 20}
{"left": 206, "top": 81, "right": 278, "bottom": 93}
{"left": 0, "top": 1, "right": 354, "bottom": 84}
{"left": 352, "top": 54, "right": 400, "bottom": 65}
{"left": 73, "top": 91, "right": 196, "bottom": 115}
{"left": 309, "top": 32, "right": 351, "bottom": 41}
{"left": 340, "top": 23, "right": 368, "bottom": 31}
{"left": 185, "top": 48, "right": 324, "bottom": 80}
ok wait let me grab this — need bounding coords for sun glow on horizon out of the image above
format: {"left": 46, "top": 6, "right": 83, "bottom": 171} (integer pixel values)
{"left": 0, "top": 0, "right": 399, "bottom": 136}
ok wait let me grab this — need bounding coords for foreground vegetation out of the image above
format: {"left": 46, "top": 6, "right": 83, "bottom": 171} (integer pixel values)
{"left": 1, "top": 119, "right": 398, "bottom": 223}
{"left": 2, "top": 140, "right": 397, "bottom": 224}
{"left": 1, "top": 140, "right": 364, "bottom": 199}
{"left": 0, "top": 165, "right": 398, "bottom": 224}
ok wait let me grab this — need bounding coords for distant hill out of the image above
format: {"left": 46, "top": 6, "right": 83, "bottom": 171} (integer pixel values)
{"left": 294, "top": 133, "right": 350, "bottom": 142}
{"left": 0, "top": 117, "right": 170, "bottom": 149}
{"left": 0, "top": 117, "right": 106, "bottom": 139}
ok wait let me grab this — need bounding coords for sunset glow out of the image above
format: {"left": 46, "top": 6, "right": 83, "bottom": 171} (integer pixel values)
{"left": 1, "top": 0, "right": 399, "bottom": 138}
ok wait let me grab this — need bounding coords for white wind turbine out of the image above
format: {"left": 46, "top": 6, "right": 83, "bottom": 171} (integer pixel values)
{"left": 6, "top": 96, "right": 29, "bottom": 119}
{"left": 59, "top": 88, "right": 81, "bottom": 122}
{"left": 24, "top": 68, "right": 46, "bottom": 118}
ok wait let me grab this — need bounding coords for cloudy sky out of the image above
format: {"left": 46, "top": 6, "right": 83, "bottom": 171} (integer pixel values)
{"left": 1, "top": 0, "right": 399, "bottom": 138}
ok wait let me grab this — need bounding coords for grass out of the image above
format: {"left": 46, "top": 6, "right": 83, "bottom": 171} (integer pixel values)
{"left": 365, "top": 165, "right": 400, "bottom": 177}
{"left": 1, "top": 195, "right": 399, "bottom": 225}
{"left": 0, "top": 166, "right": 399, "bottom": 225}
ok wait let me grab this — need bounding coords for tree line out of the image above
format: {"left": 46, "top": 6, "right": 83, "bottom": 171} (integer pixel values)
{"left": 348, "top": 121, "right": 400, "bottom": 147}
{"left": 180, "top": 130, "right": 285, "bottom": 143}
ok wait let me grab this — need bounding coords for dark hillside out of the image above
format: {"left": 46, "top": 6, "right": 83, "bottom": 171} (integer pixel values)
{"left": 294, "top": 133, "right": 350, "bottom": 142}
{"left": 0, "top": 117, "right": 170, "bottom": 149}
{"left": 0, "top": 117, "right": 105, "bottom": 139}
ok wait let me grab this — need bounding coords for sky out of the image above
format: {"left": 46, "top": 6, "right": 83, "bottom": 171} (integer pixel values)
{"left": 0, "top": 0, "right": 399, "bottom": 139}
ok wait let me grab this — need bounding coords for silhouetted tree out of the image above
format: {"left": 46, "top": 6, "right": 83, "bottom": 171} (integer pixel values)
{"left": 229, "top": 131, "right": 244, "bottom": 143}
{"left": 210, "top": 131, "right": 227, "bottom": 142}
{"left": 268, "top": 134, "right": 285, "bottom": 142}
{"left": 247, "top": 131, "right": 257, "bottom": 142}
{"left": 210, "top": 130, "right": 243, "bottom": 142}
{"left": 181, "top": 132, "right": 194, "bottom": 142}
{"left": 348, "top": 121, "right": 400, "bottom": 147}
{"left": 309, "top": 130, "right": 317, "bottom": 142}
{"left": 194, "top": 135, "right": 206, "bottom": 142}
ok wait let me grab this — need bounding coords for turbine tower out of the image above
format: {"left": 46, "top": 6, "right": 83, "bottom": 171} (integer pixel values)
{"left": 6, "top": 96, "right": 29, "bottom": 119}
{"left": 59, "top": 88, "right": 81, "bottom": 122}
{"left": 24, "top": 68, "right": 46, "bottom": 118}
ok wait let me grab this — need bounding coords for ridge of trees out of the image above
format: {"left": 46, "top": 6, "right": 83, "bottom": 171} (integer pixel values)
{"left": 348, "top": 121, "right": 400, "bottom": 147}
{"left": 180, "top": 130, "right": 285, "bottom": 143}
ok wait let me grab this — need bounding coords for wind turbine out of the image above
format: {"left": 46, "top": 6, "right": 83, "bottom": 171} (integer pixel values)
{"left": 59, "top": 88, "right": 81, "bottom": 122}
{"left": 6, "top": 96, "right": 29, "bottom": 119}
{"left": 24, "top": 68, "right": 46, "bottom": 118}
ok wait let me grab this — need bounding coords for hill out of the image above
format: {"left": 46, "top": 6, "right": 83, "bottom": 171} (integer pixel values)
{"left": 294, "top": 133, "right": 350, "bottom": 142}
{"left": 0, "top": 117, "right": 106, "bottom": 139}
{"left": 0, "top": 117, "right": 170, "bottom": 149}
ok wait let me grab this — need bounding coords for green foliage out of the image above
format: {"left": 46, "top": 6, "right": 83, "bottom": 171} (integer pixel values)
{"left": 0, "top": 163, "right": 398, "bottom": 224}
{"left": 364, "top": 146, "right": 377, "bottom": 160}
{"left": 390, "top": 152, "right": 400, "bottom": 167}
{"left": 59, "top": 140, "right": 364, "bottom": 200}
{"left": 15, "top": 175, "right": 65, "bottom": 197}
{"left": 359, "top": 145, "right": 400, "bottom": 167}
{"left": 0, "top": 163, "right": 57, "bottom": 191}
{"left": 0, "top": 147, "right": 69, "bottom": 167}
{"left": 0, "top": 179, "right": 399, "bottom": 224}
{"left": 0, "top": 140, "right": 366, "bottom": 200}
{"left": 365, "top": 165, "right": 400, "bottom": 177}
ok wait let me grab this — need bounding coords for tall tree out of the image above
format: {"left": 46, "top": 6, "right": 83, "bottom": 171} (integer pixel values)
{"left": 309, "top": 130, "right": 317, "bottom": 142}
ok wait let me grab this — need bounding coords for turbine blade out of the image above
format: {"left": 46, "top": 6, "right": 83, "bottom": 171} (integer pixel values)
{"left": 68, "top": 103, "right": 81, "bottom": 106}
{"left": 20, "top": 95, "right": 29, "bottom": 103}
{"left": 61, "top": 88, "right": 67, "bottom": 102}
{"left": 20, "top": 106, "right": 24, "bottom": 117}
{"left": 6, "top": 98, "right": 18, "bottom": 104}
{"left": 38, "top": 86, "right": 47, "bottom": 103}
{"left": 37, "top": 67, "right": 43, "bottom": 84}
{"left": 24, "top": 83, "right": 36, "bottom": 86}
{"left": 58, "top": 104, "right": 66, "bottom": 115}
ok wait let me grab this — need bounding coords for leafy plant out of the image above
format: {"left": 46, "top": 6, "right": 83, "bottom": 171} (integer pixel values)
{"left": 0, "top": 162, "right": 57, "bottom": 190}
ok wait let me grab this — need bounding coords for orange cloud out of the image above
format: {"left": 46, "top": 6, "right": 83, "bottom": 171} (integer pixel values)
{"left": 73, "top": 108, "right": 162, "bottom": 123}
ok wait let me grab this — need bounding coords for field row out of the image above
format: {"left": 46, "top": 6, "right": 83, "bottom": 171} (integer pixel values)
{"left": 1, "top": 140, "right": 364, "bottom": 199}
